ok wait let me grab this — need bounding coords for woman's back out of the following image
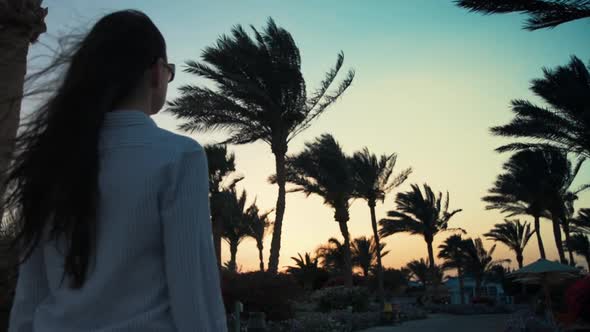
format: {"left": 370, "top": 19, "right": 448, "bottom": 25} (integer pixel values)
{"left": 10, "top": 111, "right": 227, "bottom": 331}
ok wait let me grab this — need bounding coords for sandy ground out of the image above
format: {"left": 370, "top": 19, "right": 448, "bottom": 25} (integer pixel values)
{"left": 362, "top": 313, "right": 512, "bottom": 332}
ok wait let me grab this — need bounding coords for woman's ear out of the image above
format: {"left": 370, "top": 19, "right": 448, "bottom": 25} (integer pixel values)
{"left": 150, "top": 59, "right": 164, "bottom": 89}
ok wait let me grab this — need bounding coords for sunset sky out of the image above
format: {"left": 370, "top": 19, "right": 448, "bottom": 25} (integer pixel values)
{"left": 35, "top": 1, "right": 590, "bottom": 272}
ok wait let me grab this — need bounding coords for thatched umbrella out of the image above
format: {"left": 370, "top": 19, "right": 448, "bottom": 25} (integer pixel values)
{"left": 511, "top": 259, "right": 580, "bottom": 313}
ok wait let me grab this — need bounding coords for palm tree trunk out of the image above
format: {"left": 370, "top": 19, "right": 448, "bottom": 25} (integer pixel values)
{"left": 212, "top": 217, "right": 223, "bottom": 271}
{"left": 550, "top": 213, "right": 567, "bottom": 264}
{"left": 268, "top": 150, "right": 286, "bottom": 274}
{"left": 426, "top": 239, "right": 436, "bottom": 287}
{"left": 458, "top": 269, "right": 465, "bottom": 305}
{"left": 533, "top": 215, "right": 546, "bottom": 259}
{"left": 475, "top": 277, "right": 482, "bottom": 298}
{"left": 229, "top": 242, "right": 238, "bottom": 273}
{"left": 257, "top": 241, "right": 264, "bottom": 272}
{"left": 0, "top": 25, "right": 30, "bottom": 220}
{"left": 516, "top": 252, "right": 524, "bottom": 269}
{"left": 338, "top": 221, "right": 353, "bottom": 287}
{"left": 562, "top": 220, "right": 576, "bottom": 266}
{"left": 368, "top": 200, "right": 385, "bottom": 307}
{"left": 426, "top": 240, "right": 435, "bottom": 269}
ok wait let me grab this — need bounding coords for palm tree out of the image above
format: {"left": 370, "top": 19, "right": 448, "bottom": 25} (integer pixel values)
{"left": 350, "top": 236, "right": 389, "bottom": 280}
{"left": 484, "top": 219, "right": 535, "bottom": 268}
{"left": 205, "top": 144, "right": 243, "bottom": 269}
{"left": 315, "top": 237, "right": 347, "bottom": 274}
{"left": 405, "top": 259, "right": 443, "bottom": 287}
{"left": 0, "top": 4, "right": 46, "bottom": 325}
{"left": 405, "top": 259, "right": 430, "bottom": 286}
{"left": 543, "top": 150, "right": 585, "bottom": 264}
{"left": 490, "top": 57, "right": 590, "bottom": 159}
{"left": 221, "top": 189, "right": 250, "bottom": 273}
{"left": 168, "top": 18, "right": 355, "bottom": 274}
{"left": 567, "top": 233, "right": 590, "bottom": 269}
{"left": 455, "top": 0, "right": 590, "bottom": 30}
{"left": 284, "top": 134, "right": 355, "bottom": 286}
{"left": 483, "top": 149, "right": 576, "bottom": 262}
{"left": 287, "top": 252, "right": 321, "bottom": 290}
{"left": 244, "top": 202, "right": 273, "bottom": 272}
{"left": 350, "top": 148, "right": 412, "bottom": 305}
{"left": 379, "top": 183, "right": 463, "bottom": 269}
{"left": 461, "top": 238, "right": 510, "bottom": 297}
{"left": 438, "top": 234, "right": 467, "bottom": 304}
{"left": 560, "top": 193, "right": 580, "bottom": 265}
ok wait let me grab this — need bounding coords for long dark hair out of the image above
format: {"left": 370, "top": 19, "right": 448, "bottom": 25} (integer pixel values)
{"left": 3, "top": 10, "right": 166, "bottom": 288}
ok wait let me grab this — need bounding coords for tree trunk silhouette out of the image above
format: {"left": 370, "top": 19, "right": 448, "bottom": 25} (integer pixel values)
{"left": 0, "top": 27, "right": 30, "bottom": 221}
{"left": 212, "top": 216, "right": 222, "bottom": 271}
{"left": 229, "top": 242, "right": 238, "bottom": 273}
{"left": 257, "top": 241, "right": 264, "bottom": 272}
{"left": 338, "top": 220, "right": 353, "bottom": 288}
{"left": 458, "top": 269, "right": 465, "bottom": 304}
{"left": 550, "top": 212, "right": 567, "bottom": 264}
{"left": 533, "top": 215, "right": 546, "bottom": 259}
{"left": 368, "top": 199, "right": 385, "bottom": 307}
{"left": 562, "top": 220, "right": 576, "bottom": 266}
{"left": 475, "top": 276, "right": 482, "bottom": 298}
{"left": 516, "top": 252, "right": 524, "bottom": 269}
{"left": 268, "top": 150, "right": 286, "bottom": 274}
{"left": 426, "top": 239, "right": 435, "bottom": 269}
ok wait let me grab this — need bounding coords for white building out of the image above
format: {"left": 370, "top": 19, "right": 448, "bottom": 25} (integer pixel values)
{"left": 444, "top": 277, "right": 512, "bottom": 304}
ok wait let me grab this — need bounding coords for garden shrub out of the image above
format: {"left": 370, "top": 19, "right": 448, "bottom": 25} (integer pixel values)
{"left": 310, "top": 286, "right": 370, "bottom": 312}
{"left": 221, "top": 271, "right": 303, "bottom": 321}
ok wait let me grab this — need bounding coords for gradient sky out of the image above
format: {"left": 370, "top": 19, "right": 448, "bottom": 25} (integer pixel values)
{"left": 35, "top": 1, "right": 590, "bottom": 272}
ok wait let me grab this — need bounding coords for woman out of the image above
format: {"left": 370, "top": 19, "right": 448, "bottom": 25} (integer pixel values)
{"left": 4, "top": 10, "right": 227, "bottom": 331}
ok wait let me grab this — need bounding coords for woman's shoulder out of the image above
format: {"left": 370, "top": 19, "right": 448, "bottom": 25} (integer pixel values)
{"left": 152, "top": 127, "right": 204, "bottom": 155}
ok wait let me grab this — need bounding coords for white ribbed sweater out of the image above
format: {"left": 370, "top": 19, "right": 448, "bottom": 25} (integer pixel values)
{"left": 9, "top": 111, "right": 227, "bottom": 332}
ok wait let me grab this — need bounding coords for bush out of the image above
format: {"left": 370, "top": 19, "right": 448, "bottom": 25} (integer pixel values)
{"left": 267, "top": 313, "right": 345, "bottom": 332}
{"left": 221, "top": 271, "right": 303, "bottom": 321}
{"left": 329, "top": 310, "right": 380, "bottom": 330}
{"left": 311, "top": 286, "right": 370, "bottom": 312}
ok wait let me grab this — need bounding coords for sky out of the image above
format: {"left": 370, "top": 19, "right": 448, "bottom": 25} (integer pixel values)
{"left": 33, "top": 0, "right": 590, "bottom": 272}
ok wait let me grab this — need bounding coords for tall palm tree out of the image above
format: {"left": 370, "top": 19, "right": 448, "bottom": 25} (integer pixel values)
{"left": 483, "top": 149, "right": 570, "bottom": 261}
{"left": 350, "top": 236, "right": 389, "bottom": 280}
{"left": 287, "top": 252, "right": 321, "bottom": 290}
{"left": 205, "top": 144, "right": 243, "bottom": 269}
{"left": 438, "top": 234, "right": 467, "bottom": 304}
{"left": 455, "top": 0, "right": 590, "bottom": 30}
{"left": 0, "top": 3, "right": 46, "bottom": 326}
{"left": 567, "top": 233, "right": 590, "bottom": 269}
{"left": 490, "top": 57, "right": 590, "bottom": 159}
{"left": 315, "top": 237, "right": 347, "bottom": 274}
{"left": 244, "top": 202, "right": 273, "bottom": 272}
{"left": 284, "top": 134, "right": 355, "bottom": 286}
{"left": 543, "top": 150, "right": 585, "bottom": 264}
{"left": 221, "top": 189, "right": 250, "bottom": 273}
{"left": 350, "top": 148, "right": 411, "bottom": 305}
{"left": 484, "top": 219, "right": 535, "bottom": 268}
{"left": 379, "top": 183, "right": 463, "bottom": 269}
{"left": 168, "top": 18, "right": 354, "bottom": 274}
{"left": 560, "top": 193, "right": 580, "bottom": 265}
{"left": 461, "top": 238, "right": 510, "bottom": 297}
